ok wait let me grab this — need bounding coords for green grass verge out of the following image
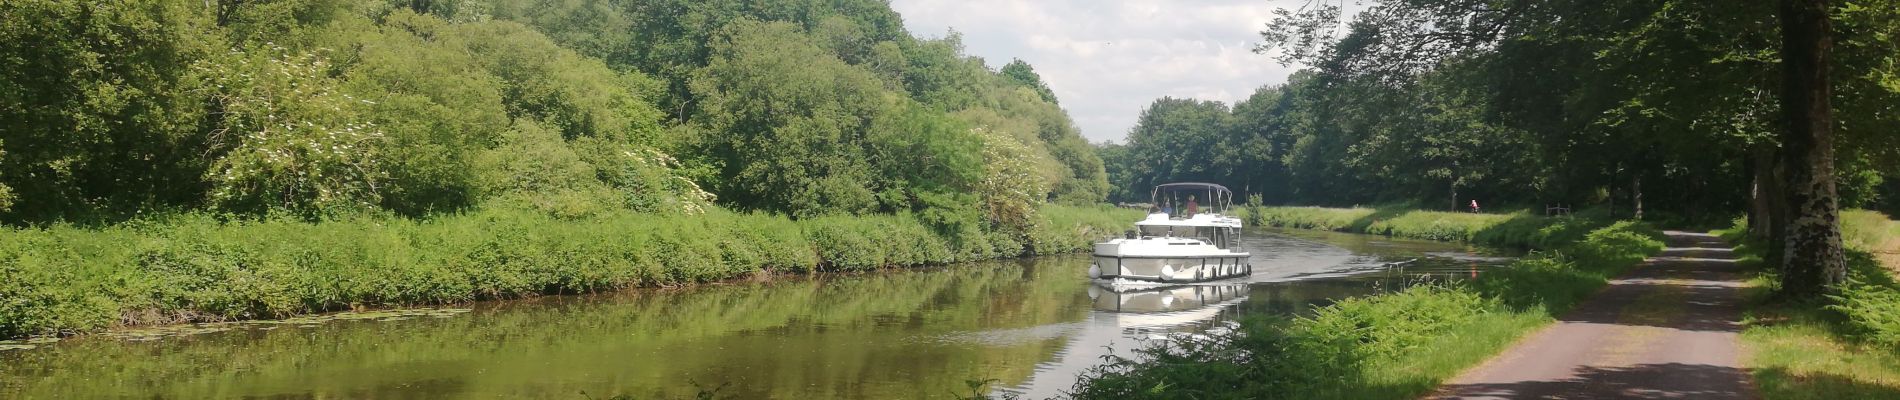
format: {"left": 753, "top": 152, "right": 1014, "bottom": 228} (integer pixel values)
{"left": 1743, "top": 297, "right": 1900, "bottom": 399}
{"left": 1067, "top": 206, "right": 1664, "bottom": 400}
{"left": 0, "top": 204, "right": 1141, "bottom": 339}
{"left": 1727, "top": 210, "right": 1900, "bottom": 399}
{"left": 1240, "top": 206, "right": 1615, "bottom": 250}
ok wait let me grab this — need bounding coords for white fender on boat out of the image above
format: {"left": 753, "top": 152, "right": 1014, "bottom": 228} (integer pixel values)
{"left": 1159, "top": 265, "right": 1176, "bottom": 282}
{"left": 1088, "top": 264, "right": 1102, "bottom": 278}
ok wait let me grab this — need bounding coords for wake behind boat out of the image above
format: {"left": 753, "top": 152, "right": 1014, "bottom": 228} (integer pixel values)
{"left": 1090, "top": 183, "right": 1252, "bottom": 283}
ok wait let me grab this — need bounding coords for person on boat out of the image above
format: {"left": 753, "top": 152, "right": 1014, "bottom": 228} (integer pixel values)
{"left": 1185, "top": 195, "right": 1200, "bottom": 216}
{"left": 1161, "top": 200, "right": 1174, "bottom": 216}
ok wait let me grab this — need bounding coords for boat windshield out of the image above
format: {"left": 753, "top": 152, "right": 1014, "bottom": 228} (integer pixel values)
{"left": 1149, "top": 183, "right": 1233, "bottom": 218}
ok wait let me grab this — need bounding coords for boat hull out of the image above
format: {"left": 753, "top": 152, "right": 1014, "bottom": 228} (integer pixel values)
{"left": 1089, "top": 253, "right": 1252, "bottom": 283}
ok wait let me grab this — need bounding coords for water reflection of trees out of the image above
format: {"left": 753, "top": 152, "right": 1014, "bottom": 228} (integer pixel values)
{"left": 0, "top": 257, "right": 1097, "bottom": 399}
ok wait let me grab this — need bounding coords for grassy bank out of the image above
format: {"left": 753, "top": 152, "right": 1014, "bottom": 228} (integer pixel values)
{"left": 0, "top": 205, "right": 1141, "bottom": 340}
{"left": 1068, "top": 207, "right": 1663, "bottom": 399}
{"left": 1730, "top": 210, "right": 1900, "bottom": 399}
{"left": 1241, "top": 206, "right": 1616, "bottom": 250}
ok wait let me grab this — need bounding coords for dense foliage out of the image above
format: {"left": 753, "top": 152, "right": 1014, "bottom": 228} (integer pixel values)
{"left": 0, "top": 0, "right": 1108, "bottom": 227}
{"left": 0, "top": 0, "right": 1127, "bottom": 339}
{"left": 1094, "top": 0, "right": 1900, "bottom": 298}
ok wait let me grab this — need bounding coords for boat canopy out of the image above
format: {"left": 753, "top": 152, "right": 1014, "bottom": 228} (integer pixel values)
{"left": 1149, "top": 182, "right": 1234, "bottom": 216}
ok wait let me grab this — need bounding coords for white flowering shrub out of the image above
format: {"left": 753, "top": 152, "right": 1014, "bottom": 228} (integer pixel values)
{"left": 200, "top": 47, "right": 387, "bottom": 218}
{"left": 974, "top": 127, "right": 1051, "bottom": 231}
{"left": 0, "top": 140, "right": 12, "bottom": 212}
{"left": 584, "top": 140, "right": 716, "bottom": 215}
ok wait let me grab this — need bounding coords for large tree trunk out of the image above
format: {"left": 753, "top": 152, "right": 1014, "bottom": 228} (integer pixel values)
{"left": 1777, "top": 0, "right": 1847, "bottom": 298}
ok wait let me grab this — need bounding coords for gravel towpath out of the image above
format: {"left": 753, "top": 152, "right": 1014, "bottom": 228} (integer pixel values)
{"left": 1429, "top": 231, "right": 1757, "bottom": 399}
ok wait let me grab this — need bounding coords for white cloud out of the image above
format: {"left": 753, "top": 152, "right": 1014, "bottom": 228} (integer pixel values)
{"left": 891, "top": 0, "right": 1318, "bottom": 142}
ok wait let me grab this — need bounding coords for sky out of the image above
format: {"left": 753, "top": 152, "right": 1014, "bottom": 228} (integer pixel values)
{"left": 889, "top": 0, "right": 1315, "bottom": 143}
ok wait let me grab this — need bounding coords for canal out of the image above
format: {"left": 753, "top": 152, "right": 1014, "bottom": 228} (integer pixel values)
{"left": 0, "top": 228, "right": 1513, "bottom": 399}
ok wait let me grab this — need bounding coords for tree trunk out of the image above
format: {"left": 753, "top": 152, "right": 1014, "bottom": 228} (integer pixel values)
{"left": 1607, "top": 168, "right": 1618, "bottom": 218}
{"left": 1777, "top": 0, "right": 1847, "bottom": 298}
{"left": 1633, "top": 173, "right": 1644, "bottom": 221}
{"left": 1748, "top": 146, "right": 1784, "bottom": 242}
{"left": 1451, "top": 180, "right": 1459, "bottom": 212}
{"left": 1771, "top": 146, "right": 1795, "bottom": 265}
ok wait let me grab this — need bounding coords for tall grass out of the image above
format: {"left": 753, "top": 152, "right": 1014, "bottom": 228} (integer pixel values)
{"left": 1722, "top": 210, "right": 1900, "bottom": 348}
{"left": 1818, "top": 211, "right": 1900, "bottom": 347}
{"left": 0, "top": 204, "right": 1141, "bottom": 339}
{"left": 1842, "top": 210, "right": 1900, "bottom": 270}
{"left": 1069, "top": 215, "right": 1665, "bottom": 399}
{"left": 1717, "top": 210, "right": 1900, "bottom": 399}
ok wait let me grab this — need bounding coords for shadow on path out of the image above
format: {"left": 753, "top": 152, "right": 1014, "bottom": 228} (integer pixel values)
{"left": 1437, "top": 363, "right": 1752, "bottom": 400}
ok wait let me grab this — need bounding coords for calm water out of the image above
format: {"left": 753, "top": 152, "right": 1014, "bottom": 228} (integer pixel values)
{"left": 0, "top": 228, "right": 1512, "bottom": 399}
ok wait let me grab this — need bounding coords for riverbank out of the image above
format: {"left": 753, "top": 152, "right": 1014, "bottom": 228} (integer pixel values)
{"left": 1241, "top": 206, "right": 1617, "bottom": 249}
{"left": 1069, "top": 206, "right": 1664, "bottom": 399}
{"left": 1728, "top": 210, "right": 1900, "bottom": 399}
{"left": 0, "top": 205, "right": 1141, "bottom": 340}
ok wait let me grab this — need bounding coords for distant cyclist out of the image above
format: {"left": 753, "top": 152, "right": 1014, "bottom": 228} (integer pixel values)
{"left": 1469, "top": 199, "right": 1481, "bottom": 213}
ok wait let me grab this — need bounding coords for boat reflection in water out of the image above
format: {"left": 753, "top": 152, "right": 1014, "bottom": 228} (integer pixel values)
{"left": 1006, "top": 281, "right": 1251, "bottom": 398}
{"left": 1089, "top": 282, "right": 1249, "bottom": 315}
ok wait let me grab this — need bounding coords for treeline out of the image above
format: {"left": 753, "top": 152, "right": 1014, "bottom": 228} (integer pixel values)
{"left": 1102, "top": 0, "right": 1900, "bottom": 298}
{"left": 1100, "top": 1, "right": 1900, "bottom": 225}
{"left": 0, "top": 0, "right": 1107, "bottom": 233}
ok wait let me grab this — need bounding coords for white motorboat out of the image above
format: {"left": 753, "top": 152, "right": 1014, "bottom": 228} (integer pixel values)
{"left": 1090, "top": 183, "right": 1252, "bottom": 283}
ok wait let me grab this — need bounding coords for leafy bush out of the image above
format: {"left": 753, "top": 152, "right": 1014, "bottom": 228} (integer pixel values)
{"left": 1069, "top": 318, "right": 1334, "bottom": 400}
{"left": 1830, "top": 272, "right": 1900, "bottom": 348}
{"left": 0, "top": 204, "right": 1141, "bottom": 339}
{"left": 1293, "top": 284, "right": 1490, "bottom": 361}
{"left": 1071, "top": 285, "right": 1494, "bottom": 399}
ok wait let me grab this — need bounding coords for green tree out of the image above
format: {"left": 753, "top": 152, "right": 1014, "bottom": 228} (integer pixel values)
{"left": 1000, "top": 59, "right": 1059, "bottom": 105}
{"left": 1248, "top": 0, "right": 1900, "bottom": 295}
{"left": 0, "top": 0, "right": 216, "bottom": 223}
{"left": 975, "top": 127, "right": 1051, "bottom": 232}
{"left": 1122, "top": 98, "right": 1234, "bottom": 195}
{"left": 1095, "top": 141, "right": 1135, "bottom": 202}
{"left": 687, "top": 20, "right": 893, "bottom": 217}
{"left": 866, "top": 103, "right": 985, "bottom": 228}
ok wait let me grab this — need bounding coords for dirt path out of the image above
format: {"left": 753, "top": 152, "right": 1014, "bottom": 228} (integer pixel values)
{"left": 1430, "top": 231, "right": 1757, "bottom": 399}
